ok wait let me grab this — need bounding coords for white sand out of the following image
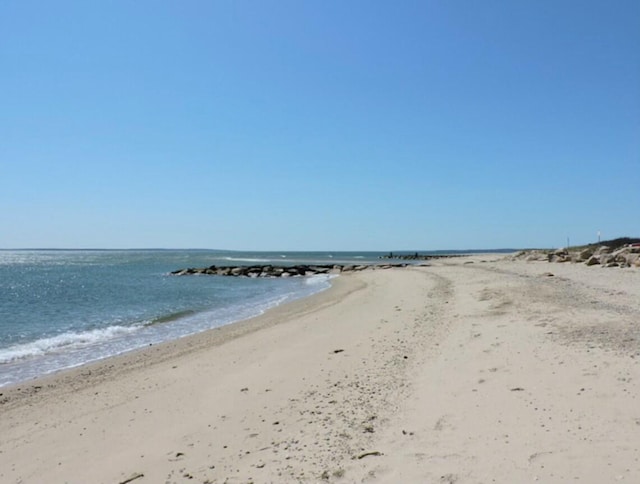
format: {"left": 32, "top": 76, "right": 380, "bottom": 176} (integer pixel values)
{"left": 1, "top": 257, "right": 639, "bottom": 483}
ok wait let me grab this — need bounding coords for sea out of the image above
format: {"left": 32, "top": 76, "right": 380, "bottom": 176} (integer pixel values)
{"left": 0, "top": 249, "right": 397, "bottom": 387}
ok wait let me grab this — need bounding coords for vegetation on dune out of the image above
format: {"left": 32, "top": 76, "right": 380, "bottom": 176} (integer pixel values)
{"left": 573, "top": 237, "right": 640, "bottom": 251}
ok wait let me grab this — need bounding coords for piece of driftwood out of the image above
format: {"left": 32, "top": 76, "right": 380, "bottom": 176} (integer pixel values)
{"left": 119, "top": 472, "right": 144, "bottom": 484}
{"left": 356, "top": 451, "right": 383, "bottom": 459}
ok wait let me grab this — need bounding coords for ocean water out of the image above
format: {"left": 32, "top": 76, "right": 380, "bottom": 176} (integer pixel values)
{"left": 0, "top": 249, "right": 390, "bottom": 387}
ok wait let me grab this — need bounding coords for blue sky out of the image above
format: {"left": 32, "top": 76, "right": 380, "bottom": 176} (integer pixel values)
{"left": 2, "top": 1, "right": 638, "bottom": 250}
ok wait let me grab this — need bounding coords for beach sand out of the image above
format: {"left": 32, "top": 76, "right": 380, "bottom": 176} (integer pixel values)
{"left": 1, "top": 257, "right": 639, "bottom": 483}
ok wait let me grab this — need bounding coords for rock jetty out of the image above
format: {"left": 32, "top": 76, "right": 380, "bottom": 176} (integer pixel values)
{"left": 511, "top": 244, "right": 640, "bottom": 268}
{"left": 170, "top": 263, "right": 408, "bottom": 278}
{"left": 380, "top": 252, "right": 465, "bottom": 261}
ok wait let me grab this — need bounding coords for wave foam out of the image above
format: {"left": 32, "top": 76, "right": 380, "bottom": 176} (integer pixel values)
{"left": 304, "top": 274, "right": 334, "bottom": 287}
{"left": 0, "top": 325, "right": 141, "bottom": 364}
{"left": 222, "top": 257, "right": 272, "bottom": 263}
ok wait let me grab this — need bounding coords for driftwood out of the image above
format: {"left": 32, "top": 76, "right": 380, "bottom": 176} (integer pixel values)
{"left": 356, "top": 451, "right": 383, "bottom": 459}
{"left": 119, "top": 473, "right": 144, "bottom": 484}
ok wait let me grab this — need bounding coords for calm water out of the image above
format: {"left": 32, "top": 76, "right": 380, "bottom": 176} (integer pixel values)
{"left": 0, "top": 249, "right": 392, "bottom": 387}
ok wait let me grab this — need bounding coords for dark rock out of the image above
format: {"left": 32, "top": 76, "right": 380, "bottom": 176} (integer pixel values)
{"left": 171, "top": 262, "right": 407, "bottom": 278}
{"left": 600, "top": 254, "right": 613, "bottom": 265}
{"left": 585, "top": 256, "right": 601, "bottom": 266}
{"left": 578, "top": 248, "right": 593, "bottom": 261}
{"left": 380, "top": 253, "right": 465, "bottom": 261}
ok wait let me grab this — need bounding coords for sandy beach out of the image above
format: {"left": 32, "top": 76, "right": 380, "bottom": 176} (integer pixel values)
{"left": 1, "top": 256, "right": 639, "bottom": 483}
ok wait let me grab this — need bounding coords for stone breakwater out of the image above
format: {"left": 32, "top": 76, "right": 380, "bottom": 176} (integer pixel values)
{"left": 170, "top": 263, "right": 408, "bottom": 278}
{"left": 380, "top": 253, "right": 465, "bottom": 261}
{"left": 511, "top": 245, "right": 640, "bottom": 268}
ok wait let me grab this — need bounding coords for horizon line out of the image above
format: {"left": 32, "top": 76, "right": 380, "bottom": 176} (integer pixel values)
{"left": 0, "top": 247, "right": 525, "bottom": 253}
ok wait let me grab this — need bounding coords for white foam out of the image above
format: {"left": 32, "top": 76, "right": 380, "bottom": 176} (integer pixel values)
{"left": 304, "top": 274, "right": 334, "bottom": 287}
{"left": 222, "top": 257, "right": 272, "bottom": 263}
{"left": 0, "top": 325, "right": 141, "bottom": 364}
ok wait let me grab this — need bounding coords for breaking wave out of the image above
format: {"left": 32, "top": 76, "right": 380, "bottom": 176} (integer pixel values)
{"left": 0, "top": 325, "right": 142, "bottom": 364}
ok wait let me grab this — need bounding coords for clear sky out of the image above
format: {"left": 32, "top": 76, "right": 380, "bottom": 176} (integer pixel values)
{"left": 2, "top": 1, "right": 638, "bottom": 250}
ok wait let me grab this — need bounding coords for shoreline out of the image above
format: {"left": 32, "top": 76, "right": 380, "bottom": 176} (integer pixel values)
{"left": 0, "top": 273, "right": 360, "bottom": 406}
{"left": 0, "top": 270, "right": 339, "bottom": 390}
{"left": 1, "top": 256, "right": 639, "bottom": 483}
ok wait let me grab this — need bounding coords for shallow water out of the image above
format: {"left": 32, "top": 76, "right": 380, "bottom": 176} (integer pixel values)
{"left": 0, "top": 249, "right": 390, "bottom": 386}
